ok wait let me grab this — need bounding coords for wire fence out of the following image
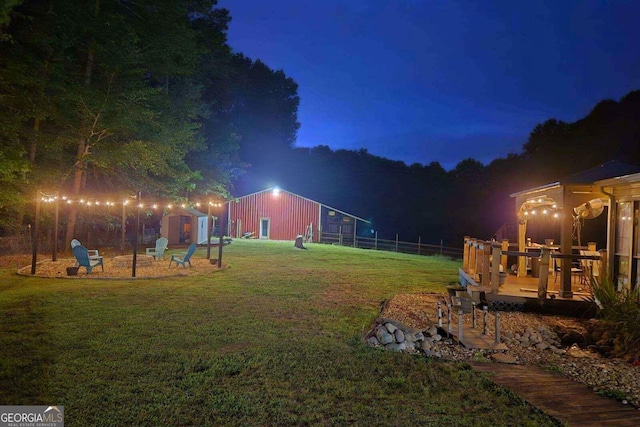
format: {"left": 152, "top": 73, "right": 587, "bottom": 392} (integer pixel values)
{"left": 320, "top": 232, "right": 463, "bottom": 259}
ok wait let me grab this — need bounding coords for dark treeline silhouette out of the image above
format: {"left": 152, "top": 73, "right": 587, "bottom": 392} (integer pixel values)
{"left": 233, "top": 90, "right": 640, "bottom": 246}
{"left": 1, "top": 1, "right": 639, "bottom": 248}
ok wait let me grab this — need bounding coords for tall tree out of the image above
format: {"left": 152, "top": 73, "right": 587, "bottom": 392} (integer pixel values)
{"left": 0, "top": 0, "right": 238, "bottom": 239}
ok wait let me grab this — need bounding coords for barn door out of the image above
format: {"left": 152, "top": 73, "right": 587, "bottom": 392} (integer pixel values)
{"left": 259, "top": 217, "right": 270, "bottom": 239}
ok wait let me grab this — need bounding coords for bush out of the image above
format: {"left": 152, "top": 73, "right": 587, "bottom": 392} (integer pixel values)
{"left": 586, "top": 275, "right": 640, "bottom": 357}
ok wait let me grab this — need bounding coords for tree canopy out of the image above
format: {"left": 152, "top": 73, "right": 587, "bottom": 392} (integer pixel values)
{"left": 0, "top": 0, "right": 300, "bottom": 237}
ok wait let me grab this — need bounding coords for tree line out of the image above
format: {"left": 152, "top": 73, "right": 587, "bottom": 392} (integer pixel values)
{"left": 236, "top": 90, "right": 640, "bottom": 246}
{"left": 1, "top": 1, "right": 639, "bottom": 248}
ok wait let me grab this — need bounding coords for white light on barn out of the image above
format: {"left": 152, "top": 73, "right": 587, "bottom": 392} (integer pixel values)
{"left": 272, "top": 187, "right": 281, "bottom": 196}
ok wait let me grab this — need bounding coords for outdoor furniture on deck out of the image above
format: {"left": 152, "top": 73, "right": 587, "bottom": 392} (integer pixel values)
{"left": 169, "top": 243, "right": 197, "bottom": 269}
{"left": 579, "top": 250, "right": 601, "bottom": 284}
{"left": 553, "top": 256, "right": 582, "bottom": 285}
{"left": 72, "top": 245, "right": 104, "bottom": 274}
{"left": 146, "top": 237, "right": 168, "bottom": 260}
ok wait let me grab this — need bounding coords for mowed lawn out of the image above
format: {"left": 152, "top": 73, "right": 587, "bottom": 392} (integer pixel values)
{"left": 0, "top": 240, "right": 556, "bottom": 426}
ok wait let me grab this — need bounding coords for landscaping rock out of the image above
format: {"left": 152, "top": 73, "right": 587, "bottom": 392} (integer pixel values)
{"left": 385, "top": 322, "right": 397, "bottom": 333}
{"left": 394, "top": 329, "right": 405, "bottom": 343}
{"left": 376, "top": 328, "right": 394, "bottom": 345}
{"left": 386, "top": 342, "right": 406, "bottom": 352}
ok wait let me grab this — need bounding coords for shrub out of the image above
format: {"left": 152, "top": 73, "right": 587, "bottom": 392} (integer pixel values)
{"left": 586, "top": 274, "right": 640, "bottom": 357}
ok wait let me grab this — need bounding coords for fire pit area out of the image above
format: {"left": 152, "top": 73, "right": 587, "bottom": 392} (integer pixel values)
{"left": 113, "top": 254, "right": 154, "bottom": 268}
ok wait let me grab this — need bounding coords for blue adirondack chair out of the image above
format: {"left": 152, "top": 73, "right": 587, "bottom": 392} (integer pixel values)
{"left": 72, "top": 245, "right": 104, "bottom": 274}
{"left": 146, "top": 237, "right": 168, "bottom": 260}
{"left": 71, "top": 239, "right": 99, "bottom": 259}
{"left": 169, "top": 243, "right": 197, "bottom": 269}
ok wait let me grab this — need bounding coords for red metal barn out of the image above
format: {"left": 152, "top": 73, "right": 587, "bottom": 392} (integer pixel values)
{"left": 227, "top": 188, "right": 369, "bottom": 242}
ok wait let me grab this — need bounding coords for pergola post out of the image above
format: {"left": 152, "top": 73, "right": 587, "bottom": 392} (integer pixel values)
{"left": 132, "top": 191, "right": 140, "bottom": 278}
{"left": 538, "top": 247, "right": 551, "bottom": 301}
{"left": 217, "top": 205, "right": 224, "bottom": 269}
{"left": 517, "top": 221, "right": 527, "bottom": 277}
{"left": 206, "top": 202, "right": 212, "bottom": 259}
{"left": 559, "top": 197, "right": 573, "bottom": 298}
{"left": 31, "top": 190, "right": 41, "bottom": 275}
{"left": 491, "top": 242, "right": 501, "bottom": 293}
{"left": 52, "top": 192, "right": 59, "bottom": 262}
{"left": 500, "top": 239, "right": 509, "bottom": 272}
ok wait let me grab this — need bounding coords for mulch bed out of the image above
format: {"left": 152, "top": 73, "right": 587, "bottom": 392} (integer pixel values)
{"left": 14, "top": 256, "right": 226, "bottom": 279}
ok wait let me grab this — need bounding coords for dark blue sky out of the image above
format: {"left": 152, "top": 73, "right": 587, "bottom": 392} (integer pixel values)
{"left": 218, "top": 0, "right": 640, "bottom": 170}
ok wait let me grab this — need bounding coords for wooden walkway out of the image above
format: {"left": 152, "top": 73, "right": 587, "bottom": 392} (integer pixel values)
{"left": 469, "top": 361, "right": 640, "bottom": 426}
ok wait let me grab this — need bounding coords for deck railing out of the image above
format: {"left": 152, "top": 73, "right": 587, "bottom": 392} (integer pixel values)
{"left": 320, "top": 232, "right": 463, "bottom": 258}
{"left": 461, "top": 236, "right": 605, "bottom": 300}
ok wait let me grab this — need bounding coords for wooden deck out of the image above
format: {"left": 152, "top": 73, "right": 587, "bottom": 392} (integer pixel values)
{"left": 499, "top": 274, "right": 591, "bottom": 298}
{"left": 469, "top": 362, "right": 640, "bottom": 426}
{"left": 459, "top": 269, "right": 594, "bottom": 315}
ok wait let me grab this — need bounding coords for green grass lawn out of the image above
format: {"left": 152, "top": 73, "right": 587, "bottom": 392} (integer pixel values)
{"left": 0, "top": 240, "right": 556, "bottom": 426}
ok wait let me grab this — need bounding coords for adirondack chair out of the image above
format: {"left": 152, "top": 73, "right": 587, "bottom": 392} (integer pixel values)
{"left": 146, "top": 237, "right": 168, "bottom": 260}
{"left": 71, "top": 239, "right": 100, "bottom": 263}
{"left": 72, "top": 245, "right": 104, "bottom": 274}
{"left": 169, "top": 243, "right": 197, "bottom": 269}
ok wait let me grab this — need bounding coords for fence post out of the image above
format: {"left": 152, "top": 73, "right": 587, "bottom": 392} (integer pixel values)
{"left": 458, "top": 309, "right": 464, "bottom": 340}
{"left": 495, "top": 311, "right": 501, "bottom": 343}
{"left": 418, "top": 236, "right": 421, "bottom": 255}
{"left": 395, "top": 233, "right": 398, "bottom": 252}
{"left": 440, "top": 239, "right": 443, "bottom": 255}
{"left": 375, "top": 231, "right": 378, "bottom": 250}
{"left": 339, "top": 226, "right": 343, "bottom": 246}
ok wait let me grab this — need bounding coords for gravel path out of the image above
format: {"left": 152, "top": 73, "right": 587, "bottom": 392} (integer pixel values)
{"left": 379, "top": 292, "right": 640, "bottom": 410}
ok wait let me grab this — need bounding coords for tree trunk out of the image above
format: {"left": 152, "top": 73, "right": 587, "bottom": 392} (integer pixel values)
{"left": 65, "top": 27, "right": 96, "bottom": 246}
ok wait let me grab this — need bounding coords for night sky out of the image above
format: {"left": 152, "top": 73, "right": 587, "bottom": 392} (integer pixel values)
{"left": 218, "top": 0, "right": 640, "bottom": 170}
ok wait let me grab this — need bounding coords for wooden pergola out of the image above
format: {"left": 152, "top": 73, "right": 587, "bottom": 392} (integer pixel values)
{"left": 509, "top": 160, "right": 640, "bottom": 297}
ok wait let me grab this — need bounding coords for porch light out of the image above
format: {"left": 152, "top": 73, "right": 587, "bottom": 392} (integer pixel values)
{"left": 272, "top": 187, "right": 281, "bottom": 196}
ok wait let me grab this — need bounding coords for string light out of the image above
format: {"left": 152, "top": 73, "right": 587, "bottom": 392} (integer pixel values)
{"left": 519, "top": 195, "right": 561, "bottom": 220}
{"left": 37, "top": 191, "right": 227, "bottom": 212}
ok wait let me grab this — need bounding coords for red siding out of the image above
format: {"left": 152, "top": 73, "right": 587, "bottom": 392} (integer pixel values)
{"left": 229, "top": 190, "right": 320, "bottom": 241}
